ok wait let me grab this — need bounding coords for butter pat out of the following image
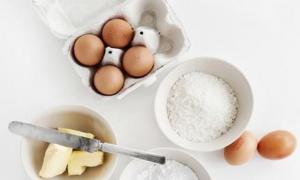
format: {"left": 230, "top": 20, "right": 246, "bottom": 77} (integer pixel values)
{"left": 59, "top": 128, "right": 104, "bottom": 176}
{"left": 68, "top": 161, "right": 86, "bottom": 176}
{"left": 39, "top": 144, "right": 72, "bottom": 178}
{"left": 39, "top": 128, "right": 95, "bottom": 178}
{"left": 58, "top": 128, "right": 94, "bottom": 139}
{"left": 68, "top": 151, "right": 104, "bottom": 175}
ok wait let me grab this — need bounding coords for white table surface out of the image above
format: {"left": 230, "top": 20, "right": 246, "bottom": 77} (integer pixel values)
{"left": 1, "top": 0, "right": 300, "bottom": 179}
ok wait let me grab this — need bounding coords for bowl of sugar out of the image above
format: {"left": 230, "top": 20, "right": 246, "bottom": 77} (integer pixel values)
{"left": 154, "top": 57, "right": 253, "bottom": 151}
{"left": 119, "top": 147, "right": 211, "bottom": 180}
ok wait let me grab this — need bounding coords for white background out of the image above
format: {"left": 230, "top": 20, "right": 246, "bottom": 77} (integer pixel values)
{"left": 1, "top": 0, "right": 300, "bottom": 179}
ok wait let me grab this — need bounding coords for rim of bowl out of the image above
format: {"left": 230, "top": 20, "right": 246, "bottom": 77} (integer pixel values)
{"left": 20, "top": 105, "right": 119, "bottom": 180}
{"left": 119, "top": 147, "right": 211, "bottom": 180}
{"left": 154, "top": 57, "right": 254, "bottom": 152}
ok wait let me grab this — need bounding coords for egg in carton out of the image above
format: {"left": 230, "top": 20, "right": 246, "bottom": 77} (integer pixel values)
{"left": 33, "top": 0, "right": 190, "bottom": 100}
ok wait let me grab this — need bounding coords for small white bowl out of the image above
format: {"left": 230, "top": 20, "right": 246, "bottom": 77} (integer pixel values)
{"left": 119, "top": 147, "right": 211, "bottom": 180}
{"left": 21, "top": 105, "right": 118, "bottom": 180}
{"left": 155, "top": 57, "right": 253, "bottom": 151}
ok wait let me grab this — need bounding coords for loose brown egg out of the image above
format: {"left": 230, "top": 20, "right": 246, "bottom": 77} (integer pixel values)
{"left": 73, "top": 34, "right": 105, "bottom": 66}
{"left": 102, "top": 19, "right": 134, "bottom": 48}
{"left": 224, "top": 131, "right": 257, "bottom": 165}
{"left": 258, "top": 130, "right": 297, "bottom": 160}
{"left": 122, "top": 46, "right": 154, "bottom": 78}
{"left": 93, "top": 65, "right": 124, "bottom": 95}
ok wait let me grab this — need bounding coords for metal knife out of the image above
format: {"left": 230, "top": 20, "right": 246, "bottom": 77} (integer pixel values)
{"left": 8, "top": 121, "right": 166, "bottom": 165}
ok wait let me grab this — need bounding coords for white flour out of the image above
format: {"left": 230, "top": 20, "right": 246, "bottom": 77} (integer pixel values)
{"left": 167, "top": 72, "right": 238, "bottom": 143}
{"left": 136, "top": 160, "right": 199, "bottom": 180}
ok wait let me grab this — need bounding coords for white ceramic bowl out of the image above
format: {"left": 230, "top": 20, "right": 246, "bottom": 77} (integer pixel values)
{"left": 155, "top": 57, "right": 253, "bottom": 151}
{"left": 119, "top": 147, "right": 211, "bottom": 180}
{"left": 21, "top": 105, "right": 118, "bottom": 180}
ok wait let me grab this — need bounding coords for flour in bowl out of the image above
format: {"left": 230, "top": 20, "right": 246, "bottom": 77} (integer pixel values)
{"left": 136, "top": 160, "right": 199, "bottom": 180}
{"left": 167, "top": 72, "right": 238, "bottom": 143}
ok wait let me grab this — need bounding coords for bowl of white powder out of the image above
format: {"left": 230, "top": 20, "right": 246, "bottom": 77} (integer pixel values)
{"left": 154, "top": 57, "right": 253, "bottom": 151}
{"left": 119, "top": 147, "right": 211, "bottom": 180}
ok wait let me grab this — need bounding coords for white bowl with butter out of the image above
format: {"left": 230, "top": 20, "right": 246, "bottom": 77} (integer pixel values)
{"left": 21, "top": 105, "right": 118, "bottom": 180}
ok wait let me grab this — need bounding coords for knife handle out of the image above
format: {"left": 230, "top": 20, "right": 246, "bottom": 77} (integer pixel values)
{"left": 101, "top": 143, "right": 166, "bottom": 164}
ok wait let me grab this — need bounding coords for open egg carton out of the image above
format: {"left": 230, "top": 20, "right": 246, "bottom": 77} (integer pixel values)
{"left": 33, "top": 0, "right": 190, "bottom": 100}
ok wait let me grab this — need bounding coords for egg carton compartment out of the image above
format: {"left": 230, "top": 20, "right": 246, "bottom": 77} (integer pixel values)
{"left": 33, "top": 0, "right": 190, "bottom": 100}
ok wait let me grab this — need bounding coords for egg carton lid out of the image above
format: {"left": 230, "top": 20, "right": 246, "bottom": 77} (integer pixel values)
{"left": 32, "top": 0, "right": 128, "bottom": 39}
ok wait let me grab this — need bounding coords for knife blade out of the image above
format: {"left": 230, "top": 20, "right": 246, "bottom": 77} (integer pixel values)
{"left": 8, "top": 121, "right": 166, "bottom": 164}
{"left": 8, "top": 121, "right": 100, "bottom": 152}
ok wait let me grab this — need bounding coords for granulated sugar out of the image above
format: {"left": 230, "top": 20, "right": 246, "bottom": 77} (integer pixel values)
{"left": 136, "top": 160, "right": 199, "bottom": 180}
{"left": 167, "top": 72, "right": 238, "bottom": 143}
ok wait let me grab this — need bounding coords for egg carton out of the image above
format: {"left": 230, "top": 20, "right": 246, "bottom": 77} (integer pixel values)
{"left": 32, "top": 0, "right": 190, "bottom": 100}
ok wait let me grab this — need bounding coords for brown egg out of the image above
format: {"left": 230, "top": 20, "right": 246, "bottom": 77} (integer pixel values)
{"left": 122, "top": 46, "right": 154, "bottom": 77}
{"left": 73, "top": 34, "right": 105, "bottom": 66}
{"left": 258, "top": 130, "right": 297, "bottom": 160}
{"left": 224, "top": 131, "right": 257, "bottom": 165}
{"left": 93, "top": 65, "right": 124, "bottom": 95}
{"left": 102, "top": 19, "right": 134, "bottom": 48}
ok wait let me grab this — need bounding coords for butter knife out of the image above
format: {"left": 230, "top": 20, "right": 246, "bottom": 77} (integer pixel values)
{"left": 8, "top": 121, "right": 166, "bottom": 164}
